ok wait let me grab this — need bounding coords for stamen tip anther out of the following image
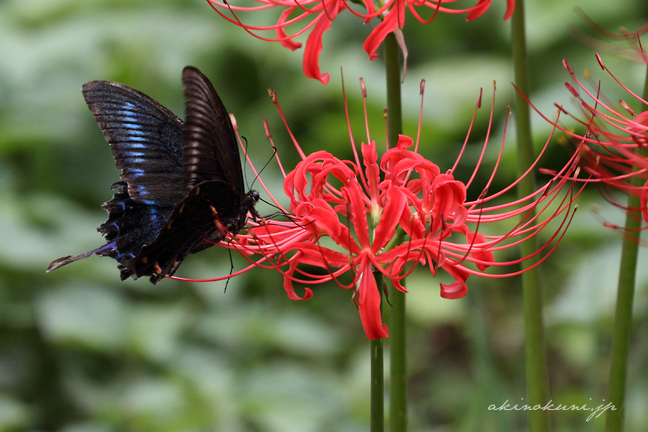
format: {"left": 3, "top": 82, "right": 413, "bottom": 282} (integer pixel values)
{"left": 619, "top": 100, "right": 636, "bottom": 116}
{"left": 563, "top": 59, "right": 574, "bottom": 74}
{"left": 268, "top": 89, "right": 277, "bottom": 103}
{"left": 565, "top": 82, "right": 579, "bottom": 97}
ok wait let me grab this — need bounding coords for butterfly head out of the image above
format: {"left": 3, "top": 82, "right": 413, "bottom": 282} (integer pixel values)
{"left": 245, "top": 189, "right": 261, "bottom": 221}
{"left": 250, "top": 190, "right": 260, "bottom": 202}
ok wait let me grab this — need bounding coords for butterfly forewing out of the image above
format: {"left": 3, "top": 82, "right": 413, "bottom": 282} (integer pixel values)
{"left": 181, "top": 66, "right": 244, "bottom": 194}
{"left": 82, "top": 81, "right": 185, "bottom": 205}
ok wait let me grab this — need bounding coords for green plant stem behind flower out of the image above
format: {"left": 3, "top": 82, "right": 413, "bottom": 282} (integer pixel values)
{"left": 369, "top": 164, "right": 384, "bottom": 432}
{"left": 605, "top": 67, "right": 648, "bottom": 432}
{"left": 511, "top": 2, "right": 550, "bottom": 432}
{"left": 384, "top": 31, "right": 407, "bottom": 432}
{"left": 371, "top": 270, "right": 385, "bottom": 432}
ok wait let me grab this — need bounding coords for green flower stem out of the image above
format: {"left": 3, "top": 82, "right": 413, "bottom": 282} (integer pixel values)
{"left": 369, "top": 180, "right": 384, "bottom": 432}
{"left": 605, "top": 178, "right": 642, "bottom": 432}
{"left": 371, "top": 269, "right": 385, "bottom": 432}
{"left": 604, "top": 67, "right": 648, "bottom": 432}
{"left": 511, "top": 2, "right": 550, "bottom": 432}
{"left": 384, "top": 31, "right": 407, "bottom": 432}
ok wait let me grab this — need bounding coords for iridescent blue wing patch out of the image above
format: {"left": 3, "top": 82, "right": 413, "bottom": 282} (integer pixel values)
{"left": 82, "top": 80, "right": 185, "bottom": 205}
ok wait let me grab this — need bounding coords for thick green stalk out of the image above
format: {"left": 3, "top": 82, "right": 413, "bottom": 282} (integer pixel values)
{"left": 604, "top": 68, "right": 648, "bottom": 432}
{"left": 369, "top": 179, "right": 384, "bottom": 432}
{"left": 389, "top": 278, "right": 406, "bottom": 431}
{"left": 384, "top": 32, "right": 407, "bottom": 432}
{"left": 605, "top": 178, "right": 641, "bottom": 432}
{"left": 371, "top": 271, "right": 385, "bottom": 432}
{"left": 511, "top": 2, "right": 550, "bottom": 431}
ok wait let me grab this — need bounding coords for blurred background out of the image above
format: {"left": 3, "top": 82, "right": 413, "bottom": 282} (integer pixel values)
{"left": 1, "top": 0, "right": 647, "bottom": 431}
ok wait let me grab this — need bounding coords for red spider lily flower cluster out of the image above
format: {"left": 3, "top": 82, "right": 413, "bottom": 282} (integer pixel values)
{"left": 521, "top": 51, "right": 648, "bottom": 227}
{"left": 206, "top": 0, "right": 515, "bottom": 84}
{"left": 178, "top": 80, "right": 579, "bottom": 340}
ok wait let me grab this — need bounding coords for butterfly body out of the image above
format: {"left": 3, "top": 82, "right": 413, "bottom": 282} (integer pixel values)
{"left": 48, "top": 66, "right": 259, "bottom": 284}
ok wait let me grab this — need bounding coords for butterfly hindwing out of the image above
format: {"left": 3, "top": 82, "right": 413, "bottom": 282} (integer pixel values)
{"left": 125, "top": 181, "right": 243, "bottom": 283}
{"left": 99, "top": 182, "right": 175, "bottom": 279}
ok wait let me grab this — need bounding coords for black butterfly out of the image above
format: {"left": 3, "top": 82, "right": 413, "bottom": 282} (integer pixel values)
{"left": 47, "top": 66, "right": 260, "bottom": 284}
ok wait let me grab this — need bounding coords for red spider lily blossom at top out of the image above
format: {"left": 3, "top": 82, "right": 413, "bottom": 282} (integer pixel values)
{"left": 206, "top": 0, "right": 515, "bottom": 84}
{"left": 520, "top": 52, "right": 648, "bottom": 226}
{"left": 177, "top": 80, "right": 580, "bottom": 340}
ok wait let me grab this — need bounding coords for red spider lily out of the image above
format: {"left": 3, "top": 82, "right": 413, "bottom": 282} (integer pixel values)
{"left": 178, "top": 79, "right": 581, "bottom": 340}
{"left": 206, "top": 0, "right": 515, "bottom": 84}
{"left": 519, "top": 51, "right": 648, "bottom": 227}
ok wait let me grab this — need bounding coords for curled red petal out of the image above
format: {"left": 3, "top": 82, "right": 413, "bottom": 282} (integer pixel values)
{"left": 362, "top": 0, "right": 404, "bottom": 61}
{"left": 504, "top": 0, "right": 515, "bottom": 20}
{"left": 346, "top": 180, "right": 371, "bottom": 248}
{"left": 396, "top": 134, "right": 414, "bottom": 149}
{"left": 465, "top": 232, "right": 495, "bottom": 271}
{"left": 277, "top": 7, "right": 303, "bottom": 51}
{"left": 291, "top": 242, "right": 350, "bottom": 268}
{"left": 360, "top": 0, "right": 375, "bottom": 23}
{"left": 283, "top": 255, "right": 314, "bottom": 300}
{"left": 372, "top": 186, "right": 407, "bottom": 252}
{"left": 302, "top": 199, "right": 345, "bottom": 237}
{"left": 362, "top": 141, "right": 381, "bottom": 199}
{"left": 439, "top": 280, "right": 468, "bottom": 299}
{"left": 466, "top": 0, "right": 491, "bottom": 21}
{"left": 387, "top": 256, "right": 409, "bottom": 293}
{"left": 303, "top": 0, "right": 341, "bottom": 84}
{"left": 306, "top": 200, "right": 362, "bottom": 254}
{"left": 439, "top": 265, "right": 469, "bottom": 299}
{"left": 357, "top": 258, "right": 389, "bottom": 339}
{"left": 430, "top": 174, "right": 468, "bottom": 228}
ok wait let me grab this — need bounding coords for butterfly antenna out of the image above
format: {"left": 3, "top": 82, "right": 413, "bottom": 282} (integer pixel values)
{"left": 258, "top": 197, "right": 293, "bottom": 219}
{"left": 249, "top": 144, "right": 279, "bottom": 191}
{"left": 241, "top": 136, "right": 251, "bottom": 189}
{"left": 252, "top": 196, "right": 318, "bottom": 232}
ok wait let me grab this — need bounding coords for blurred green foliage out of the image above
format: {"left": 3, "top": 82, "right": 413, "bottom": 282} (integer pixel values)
{"left": 1, "top": 0, "right": 647, "bottom": 431}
